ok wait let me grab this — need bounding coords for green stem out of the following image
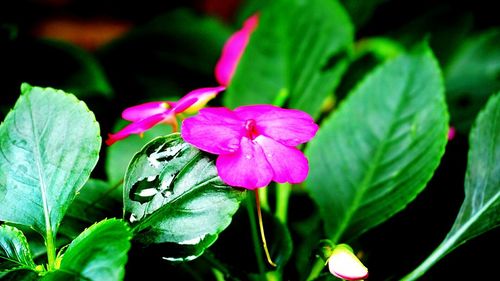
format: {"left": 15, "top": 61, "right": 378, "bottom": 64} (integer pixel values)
{"left": 213, "top": 268, "right": 225, "bottom": 281}
{"left": 275, "top": 183, "right": 291, "bottom": 223}
{"left": 259, "top": 186, "right": 270, "bottom": 211}
{"left": 306, "top": 258, "right": 326, "bottom": 281}
{"left": 247, "top": 195, "right": 266, "bottom": 278}
{"left": 45, "top": 228, "right": 56, "bottom": 270}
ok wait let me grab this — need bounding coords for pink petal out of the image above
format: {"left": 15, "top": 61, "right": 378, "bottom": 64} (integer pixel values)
{"left": 254, "top": 135, "right": 309, "bottom": 184}
{"left": 105, "top": 113, "right": 171, "bottom": 146}
{"left": 173, "top": 86, "right": 226, "bottom": 114}
{"left": 181, "top": 107, "right": 244, "bottom": 154}
{"left": 122, "top": 101, "right": 170, "bottom": 122}
{"left": 448, "top": 126, "right": 456, "bottom": 140}
{"left": 215, "top": 14, "right": 259, "bottom": 86}
{"left": 235, "top": 105, "right": 318, "bottom": 146}
{"left": 216, "top": 137, "right": 273, "bottom": 189}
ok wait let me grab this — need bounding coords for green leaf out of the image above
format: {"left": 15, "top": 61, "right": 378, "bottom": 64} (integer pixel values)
{"left": 306, "top": 45, "right": 449, "bottom": 242}
{"left": 106, "top": 122, "right": 173, "bottom": 184}
{"left": 0, "top": 269, "right": 39, "bottom": 281}
{"left": 402, "top": 93, "right": 500, "bottom": 281}
{"left": 341, "top": 0, "right": 386, "bottom": 27}
{"left": 59, "top": 179, "right": 122, "bottom": 240}
{"left": 0, "top": 225, "right": 36, "bottom": 273}
{"left": 53, "top": 219, "right": 131, "bottom": 281}
{"left": 124, "top": 133, "right": 246, "bottom": 261}
{"left": 224, "top": 0, "right": 353, "bottom": 117}
{"left": 445, "top": 29, "right": 500, "bottom": 132}
{"left": 0, "top": 84, "right": 101, "bottom": 239}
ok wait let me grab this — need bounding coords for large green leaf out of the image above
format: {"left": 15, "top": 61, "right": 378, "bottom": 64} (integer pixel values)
{"left": 124, "top": 133, "right": 246, "bottom": 261}
{"left": 402, "top": 93, "right": 500, "bottom": 281}
{"left": 224, "top": 0, "right": 353, "bottom": 117}
{"left": 0, "top": 225, "right": 36, "bottom": 273}
{"left": 0, "top": 84, "right": 101, "bottom": 239}
{"left": 306, "top": 45, "right": 449, "bottom": 242}
{"left": 445, "top": 30, "right": 500, "bottom": 132}
{"left": 50, "top": 219, "right": 131, "bottom": 281}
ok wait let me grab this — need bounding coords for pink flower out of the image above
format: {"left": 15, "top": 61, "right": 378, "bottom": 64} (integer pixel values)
{"left": 106, "top": 15, "right": 259, "bottom": 146}
{"left": 181, "top": 105, "right": 318, "bottom": 189}
{"left": 105, "top": 86, "right": 224, "bottom": 145}
{"left": 215, "top": 14, "right": 259, "bottom": 86}
{"left": 328, "top": 244, "right": 368, "bottom": 281}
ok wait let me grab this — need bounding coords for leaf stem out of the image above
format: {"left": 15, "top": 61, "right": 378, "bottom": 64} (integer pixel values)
{"left": 306, "top": 258, "right": 326, "bottom": 281}
{"left": 45, "top": 228, "right": 56, "bottom": 270}
{"left": 275, "top": 183, "right": 291, "bottom": 223}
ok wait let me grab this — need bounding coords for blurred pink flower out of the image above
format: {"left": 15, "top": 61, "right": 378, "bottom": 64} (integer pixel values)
{"left": 106, "top": 15, "right": 259, "bottom": 146}
{"left": 215, "top": 14, "right": 259, "bottom": 86}
{"left": 181, "top": 105, "right": 318, "bottom": 189}
{"left": 448, "top": 126, "right": 456, "bottom": 141}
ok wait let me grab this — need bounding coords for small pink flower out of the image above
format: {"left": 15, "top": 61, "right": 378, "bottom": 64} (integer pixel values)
{"left": 215, "top": 14, "right": 259, "bottom": 86}
{"left": 181, "top": 105, "right": 318, "bottom": 189}
{"left": 105, "top": 86, "right": 225, "bottom": 145}
{"left": 328, "top": 244, "right": 368, "bottom": 281}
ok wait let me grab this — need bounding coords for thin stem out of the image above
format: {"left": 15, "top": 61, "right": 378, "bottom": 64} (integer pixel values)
{"left": 275, "top": 183, "right": 291, "bottom": 223}
{"left": 203, "top": 251, "right": 236, "bottom": 281}
{"left": 247, "top": 195, "right": 266, "bottom": 277}
{"left": 180, "top": 263, "right": 204, "bottom": 281}
{"left": 259, "top": 186, "right": 270, "bottom": 211}
{"left": 213, "top": 268, "right": 225, "bottom": 281}
{"left": 255, "top": 189, "right": 277, "bottom": 267}
{"left": 306, "top": 258, "right": 326, "bottom": 281}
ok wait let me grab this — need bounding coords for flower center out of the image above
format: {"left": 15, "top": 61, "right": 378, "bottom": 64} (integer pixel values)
{"left": 244, "top": 119, "right": 259, "bottom": 140}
